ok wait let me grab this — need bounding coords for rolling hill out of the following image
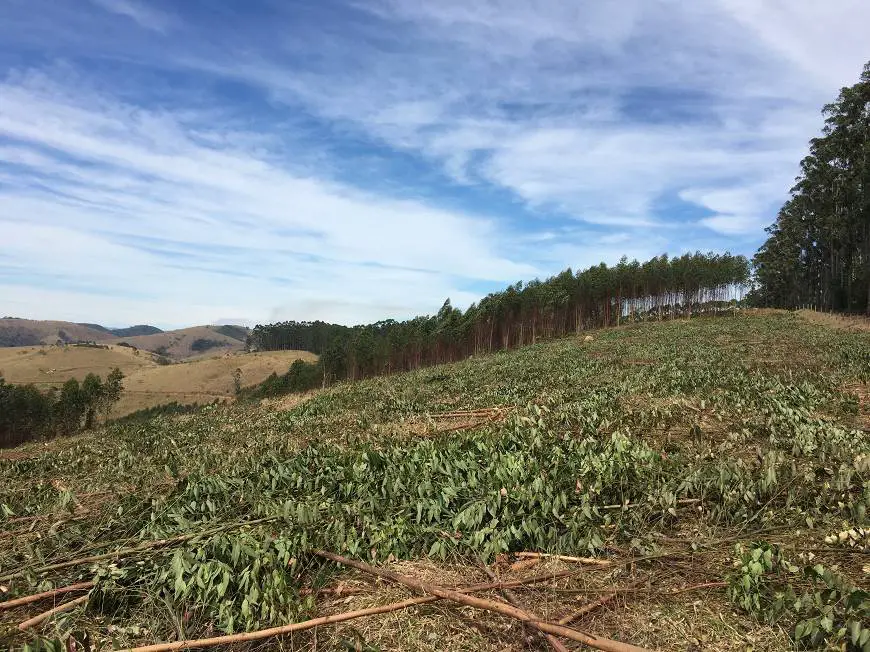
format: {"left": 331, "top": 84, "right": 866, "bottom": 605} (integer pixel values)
{"left": 0, "top": 318, "right": 117, "bottom": 347}
{"left": 78, "top": 323, "right": 163, "bottom": 337}
{"left": 1, "top": 312, "right": 867, "bottom": 651}
{"left": 0, "top": 318, "right": 250, "bottom": 360}
{"left": 116, "top": 325, "right": 250, "bottom": 359}
{"left": 0, "top": 343, "right": 315, "bottom": 416}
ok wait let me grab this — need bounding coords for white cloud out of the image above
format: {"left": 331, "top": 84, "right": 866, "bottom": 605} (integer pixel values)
{"left": 682, "top": 181, "right": 794, "bottom": 235}
{"left": 89, "top": 0, "right": 173, "bottom": 33}
{"left": 203, "top": 1, "right": 867, "bottom": 234}
{"left": 0, "top": 71, "right": 536, "bottom": 326}
{"left": 718, "top": 0, "right": 870, "bottom": 88}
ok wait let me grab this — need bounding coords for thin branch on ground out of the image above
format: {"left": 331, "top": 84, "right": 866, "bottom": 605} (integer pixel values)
{"left": 479, "top": 561, "right": 570, "bottom": 652}
{"left": 558, "top": 580, "right": 645, "bottom": 625}
{"left": 315, "top": 549, "right": 651, "bottom": 652}
{"left": 114, "top": 568, "right": 581, "bottom": 652}
{"left": 516, "top": 551, "right": 612, "bottom": 566}
{"left": 17, "top": 594, "right": 89, "bottom": 631}
{"left": 0, "top": 581, "right": 94, "bottom": 611}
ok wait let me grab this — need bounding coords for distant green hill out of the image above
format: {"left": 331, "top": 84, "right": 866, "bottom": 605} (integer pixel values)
{"left": 109, "top": 325, "right": 163, "bottom": 337}
{"left": 78, "top": 323, "right": 163, "bottom": 337}
{"left": 212, "top": 324, "right": 249, "bottom": 341}
{"left": 77, "top": 323, "right": 113, "bottom": 335}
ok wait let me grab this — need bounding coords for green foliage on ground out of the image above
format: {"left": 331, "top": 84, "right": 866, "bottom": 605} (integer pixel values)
{"left": 1, "top": 312, "right": 867, "bottom": 650}
{"left": 728, "top": 541, "right": 869, "bottom": 650}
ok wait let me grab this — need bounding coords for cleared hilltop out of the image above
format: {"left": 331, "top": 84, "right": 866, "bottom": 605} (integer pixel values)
{"left": 1, "top": 311, "right": 868, "bottom": 651}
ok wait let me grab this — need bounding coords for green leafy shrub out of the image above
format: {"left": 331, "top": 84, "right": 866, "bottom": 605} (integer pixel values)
{"left": 728, "top": 542, "right": 870, "bottom": 650}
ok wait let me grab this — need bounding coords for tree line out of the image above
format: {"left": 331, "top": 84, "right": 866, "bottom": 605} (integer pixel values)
{"left": 249, "top": 252, "right": 750, "bottom": 386}
{"left": 0, "top": 369, "right": 124, "bottom": 448}
{"left": 751, "top": 61, "right": 870, "bottom": 313}
{"left": 248, "top": 321, "right": 350, "bottom": 354}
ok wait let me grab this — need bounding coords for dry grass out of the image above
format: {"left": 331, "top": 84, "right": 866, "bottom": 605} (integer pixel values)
{"left": 117, "top": 326, "right": 247, "bottom": 359}
{"left": 0, "top": 345, "right": 317, "bottom": 416}
{"left": 260, "top": 390, "right": 321, "bottom": 412}
{"left": 796, "top": 308, "right": 870, "bottom": 332}
{"left": 0, "top": 344, "right": 151, "bottom": 384}
{"left": 271, "top": 551, "right": 793, "bottom": 652}
{"left": 0, "top": 318, "right": 115, "bottom": 346}
{"left": 115, "top": 350, "right": 318, "bottom": 415}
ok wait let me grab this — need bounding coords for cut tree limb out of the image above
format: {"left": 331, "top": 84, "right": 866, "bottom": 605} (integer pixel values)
{"left": 602, "top": 498, "right": 701, "bottom": 511}
{"left": 298, "top": 586, "right": 366, "bottom": 597}
{"left": 0, "top": 516, "right": 282, "bottom": 583}
{"left": 480, "top": 562, "right": 570, "bottom": 652}
{"left": 315, "top": 550, "right": 651, "bottom": 652}
{"left": 115, "top": 569, "right": 579, "bottom": 652}
{"left": 438, "top": 419, "right": 495, "bottom": 433}
{"left": 516, "top": 551, "right": 612, "bottom": 566}
{"left": 17, "top": 594, "right": 89, "bottom": 631}
{"left": 0, "top": 581, "right": 94, "bottom": 611}
{"left": 669, "top": 581, "right": 727, "bottom": 594}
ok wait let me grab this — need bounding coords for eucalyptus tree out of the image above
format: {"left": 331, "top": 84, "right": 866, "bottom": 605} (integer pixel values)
{"left": 753, "top": 61, "right": 870, "bottom": 313}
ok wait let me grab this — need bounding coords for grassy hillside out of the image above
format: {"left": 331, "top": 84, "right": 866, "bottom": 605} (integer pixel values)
{"left": 117, "top": 325, "right": 249, "bottom": 359}
{"left": 1, "top": 312, "right": 868, "bottom": 651}
{"left": 0, "top": 343, "right": 151, "bottom": 383}
{"left": 0, "top": 318, "right": 116, "bottom": 347}
{"left": 211, "top": 324, "right": 249, "bottom": 341}
{"left": 1, "top": 319, "right": 249, "bottom": 359}
{"left": 115, "top": 349, "right": 318, "bottom": 415}
{"left": 0, "top": 345, "right": 316, "bottom": 416}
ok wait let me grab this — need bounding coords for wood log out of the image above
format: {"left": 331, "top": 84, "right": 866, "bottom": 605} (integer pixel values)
{"left": 18, "top": 594, "right": 89, "bottom": 631}
{"left": 480, "top": 563, "right": 569, "bottom": 652}
{"left": 0, "top": 581, "right": 94, "bottom": 611}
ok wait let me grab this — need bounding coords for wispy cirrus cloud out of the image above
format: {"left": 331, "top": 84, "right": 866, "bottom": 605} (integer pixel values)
{"left": 196, "top": 0, "right": 865, "bottom": 235}
{"left": 89, "top": 0, "right": 174, "bottom": 33}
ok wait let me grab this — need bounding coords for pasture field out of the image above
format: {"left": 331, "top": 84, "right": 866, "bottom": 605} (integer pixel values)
{"left": 114, "top": 326, "right": 248, "bottom": 360}
{"left": 0, "top": 311, "right": 868, "bottom": 651}
{"left": 0, "top": 346, "right": 316, "bottom": 416}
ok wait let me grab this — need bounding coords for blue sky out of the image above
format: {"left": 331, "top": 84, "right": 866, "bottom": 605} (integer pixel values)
{"left": 0, "top": 0, "right": 867, "bottom": 328}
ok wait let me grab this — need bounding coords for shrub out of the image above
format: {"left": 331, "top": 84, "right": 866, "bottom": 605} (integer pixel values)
{"left": 190, "top": 338, "right": 226, "bottom": 353}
